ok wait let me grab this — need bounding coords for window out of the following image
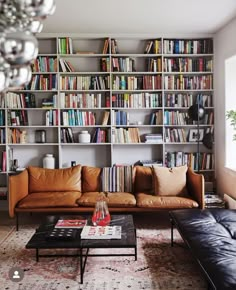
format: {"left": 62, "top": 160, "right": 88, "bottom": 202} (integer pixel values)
{"left": 225, "top": 55, "right": 236, "bottom": 170}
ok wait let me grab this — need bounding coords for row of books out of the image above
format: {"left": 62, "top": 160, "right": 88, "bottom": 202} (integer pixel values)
{"left": 61, "top": 127, "right": 74, "bottom": 143}
{"left": 26, "top": 74, "right": 57, "bottom": 91}
{"left": 45, "top": 110, "right": 59, "bottom": 126}
{"left": 0, "top": 110, "right": 4, "bottom": 126}
{"left": 91, "top": 128, "right": 108, "bottom": 143}
{"left": 60, "top": 92, "right": 103, "bottom": 109}
{"left": 61, "top": 110, "right": 96, "bottom": 126}
{"left": 41, "top": 95, "right": 57, "bottom": 108}
{"left": 163, "top": 58, "right": 213, "bottom": 73}
{"left": 7, "top": 128, "right": 24, "bottom": 144}
{"left": 111, "top": 127, "right": 141, "bottom": 143}
{"left": 5, "top": 92, "right": 36, "bottom": 109}
{"left": 146, "top": 58, "right": 162, "bottom": 72}
{"left": 59, "top": 59, "right": 75, "bottom": 72}
{"left": 1, "top": 150, "right": 6, "bottom": 172}
{"left": 0, "top": 129, "right": 5, "bottom": 144}
{"left": 112, "top": 57, "right": 136, "bottom": 72}
{"left": 32, "top": 56, "right": 57, "bottom": 72}
{"left": 60, "top": 76, "right": 110, "bottom": 90}
{"left": 149, "top": 111, "right": 163, "bottom": 125}
{"left": 163, "top": 39, "right": 213, "bottom": 54}
{"left": 112, "top": 75, "right": 162, "bottom": 90}
{"left": 144, "top": 39, "right": 162, "bottom": 54}
{"left": 58, "top": 37, "right": 73, "bottom": 54}
{"left": 164, "top": 93, "right": 213, "bottom": 108}
{"left": 164, "top": 111, "right": 190, "bottom": 125}
{"left": 102, "top": 165, "right": 133, "bottom": 192}
{"left": 110, "top": 93, "right": 162, "bottom": 108}
{"left": 8, "top": 111, "right": 28, "bottom": 126}
{"left": 164, "top": 75, "right": 213, "bottom": 90}
{"left": 165, "top": 151, "right": 214, "bottom": 170}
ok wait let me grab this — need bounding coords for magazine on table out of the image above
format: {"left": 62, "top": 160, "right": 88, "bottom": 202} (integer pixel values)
{"left": 81, "top": 225, "right": 122, "bottom": 239}
{"left": 55, "top": 219, "right": 87, "bottom": 229}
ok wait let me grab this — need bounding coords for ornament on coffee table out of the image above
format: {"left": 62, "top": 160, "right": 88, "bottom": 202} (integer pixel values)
{"left": 92, "top": 195, "right": 111, "bottom": 226}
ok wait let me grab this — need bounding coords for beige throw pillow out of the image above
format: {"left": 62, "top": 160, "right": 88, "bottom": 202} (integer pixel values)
{"left": 152, "top": 165, "right": 188, "bottom": 196}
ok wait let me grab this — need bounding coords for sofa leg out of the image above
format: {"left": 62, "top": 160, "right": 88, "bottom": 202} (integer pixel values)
{"left": 170, "top": 218, "right": 174, "bottom": 247}
{"left": 16, "top": 213, "right": 19, "bottom": 231}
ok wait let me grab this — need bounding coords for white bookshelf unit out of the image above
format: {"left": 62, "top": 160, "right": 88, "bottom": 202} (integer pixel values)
{"left": 0, "top": 34, "right": 214, "bottom": 204}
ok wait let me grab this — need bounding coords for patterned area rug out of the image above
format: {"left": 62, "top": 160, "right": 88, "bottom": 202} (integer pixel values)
{"left": 0, "top": 216, "right": 207, "bottom": 290}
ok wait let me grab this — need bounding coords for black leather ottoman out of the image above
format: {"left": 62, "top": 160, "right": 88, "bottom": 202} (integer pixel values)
{"left": 169, "top": 209, "right": 236, "bottom": 290}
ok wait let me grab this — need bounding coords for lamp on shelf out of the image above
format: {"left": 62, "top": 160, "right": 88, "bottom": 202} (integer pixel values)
{"left": 188, "top": 103, "right": 205, "bottom": 172}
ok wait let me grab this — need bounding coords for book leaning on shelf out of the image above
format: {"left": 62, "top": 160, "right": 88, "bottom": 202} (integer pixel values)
{"left": 55, "top": 219, "right": 87, "bottom": 229}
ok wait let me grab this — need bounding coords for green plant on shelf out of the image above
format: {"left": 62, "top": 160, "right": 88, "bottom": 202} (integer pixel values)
{"left": 226, "top": 110, "right": 236, "bottom": 140}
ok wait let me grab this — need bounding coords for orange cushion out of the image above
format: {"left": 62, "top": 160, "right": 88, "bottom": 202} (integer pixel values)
{"left": 28, "top": 165, "right": 82, "bottom": 193}
{"left": 18, "top": 191, "right": 81, "bottom": 208}
{"left": 152, "top": 165, "right": 188, "bottom": 196}
{"left": 82, "top": 166, "right": 102, "bottom": 193}
{"left": 136, "top": 193, "right": 198, "bottom": 208}
{"left": 133, "top": 166, "right": 153, "bottom": 194}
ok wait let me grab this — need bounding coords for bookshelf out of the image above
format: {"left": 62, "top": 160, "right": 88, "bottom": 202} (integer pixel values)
{"left": 0, "top": 35, "right": 214, "bottom": 203}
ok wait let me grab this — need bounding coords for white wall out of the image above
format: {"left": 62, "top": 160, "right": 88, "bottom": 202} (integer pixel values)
{"left": 215, "top": 17, "right": 236, "bottom": 199}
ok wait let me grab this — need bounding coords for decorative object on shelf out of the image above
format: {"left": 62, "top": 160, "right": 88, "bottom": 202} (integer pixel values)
{"left": 12, "top": 159, "right": 19, "bottom": 171}
{"left": 202, "top": 132, "right": 214, "bottom": 149}
{"left": 71, "top": 161, "right": 76, "bottom": 167}
{"left": 0, "top": 0, "right": 56, "bottom": 92}
{"left": 35, "top": 130, "right": 46, "bottom": 143}
{"left": 92, "top": 198, "right": 111, "bottom": 226}
{"left": 188, "top": 103, "right": 205, "bottom": 172}
{"left": 20, "top": 130, "right": 27, "bottom": 144}
{"left": 78, "top": 130, "right": 91, "bottom": 143}
{"left": 43, "top": 154, "right": 55, "bottom": 169}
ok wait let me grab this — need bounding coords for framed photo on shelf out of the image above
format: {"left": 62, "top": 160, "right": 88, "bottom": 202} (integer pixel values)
{"left": 188, "top": 129, "right": 204, "bottom": 142}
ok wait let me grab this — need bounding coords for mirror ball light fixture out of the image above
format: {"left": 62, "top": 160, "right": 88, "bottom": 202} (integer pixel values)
{"left": 0, "top": 0, "right": 56, "bottom": 92}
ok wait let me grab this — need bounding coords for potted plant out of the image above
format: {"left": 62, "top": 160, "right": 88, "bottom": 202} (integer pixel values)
{"left": 226, "top": 110, "right": 236, "bottom": 140}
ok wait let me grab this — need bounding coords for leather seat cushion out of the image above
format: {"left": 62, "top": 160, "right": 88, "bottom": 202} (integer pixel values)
{"left": 136, "top": 193, "right": 199, "bottom": 208}
{"left": 78, "top": 192, "right": 136, "bottom": 207}
{"left": 17, "top": 191, "right": 81, "bottom": 208}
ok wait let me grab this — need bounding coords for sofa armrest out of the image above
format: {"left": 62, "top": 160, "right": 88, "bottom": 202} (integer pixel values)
{"left": 186, "top": 168, "right": 205, "bottom": 209}
{"left": 9, "top": 169, "right": 29, "bottom": 218}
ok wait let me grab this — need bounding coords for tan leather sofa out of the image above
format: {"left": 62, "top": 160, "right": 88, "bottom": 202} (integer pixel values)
{"left": 9, "top": 165, "right": 205, "bottom": 230}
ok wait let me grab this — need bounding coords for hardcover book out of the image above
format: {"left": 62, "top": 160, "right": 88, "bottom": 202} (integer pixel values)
{"left": 55, "top": 219, "right": 87, "bottom": 229}
{"left": 81, "top": 226, "right": 122, "bottom": 239}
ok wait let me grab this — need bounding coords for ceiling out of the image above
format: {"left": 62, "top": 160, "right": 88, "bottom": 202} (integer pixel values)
{"left": 42, "top": 0, "right": 236, "bottom": 35}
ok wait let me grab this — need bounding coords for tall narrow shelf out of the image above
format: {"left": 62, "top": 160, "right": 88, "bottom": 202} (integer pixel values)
{"left": 0, "top": 35, "right": 214, "bottom": 204}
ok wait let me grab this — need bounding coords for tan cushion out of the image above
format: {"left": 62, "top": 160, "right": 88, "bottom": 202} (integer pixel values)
{"left": 152, "top": 165, "right": 188, "bottom": 196}
{"left": 133, "top": 166, "right": 153, "bottom": 194}
{"left": 136, "top": 193, "right": 199, "bottom": 208}
{"left": 28, "top": 165, "right": 82, "bottom": 193}
{"left": 78, "top": 192, "right": 106, "bottom": 207}
{"left": 18, "top": 191, "right": 81, "bottom": 208}
{"left": 106, "top": 192, "right": 136, "bottom": 207}
{"left": 78, "top": 192, "right": 136, "bottom": 208}
{"left": 82, "top": 166, "right": 102, "bottom": 193}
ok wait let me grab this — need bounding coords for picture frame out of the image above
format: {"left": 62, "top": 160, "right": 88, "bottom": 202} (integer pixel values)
{"left": 188, "top": 129, "right": 204, "bottom": 142}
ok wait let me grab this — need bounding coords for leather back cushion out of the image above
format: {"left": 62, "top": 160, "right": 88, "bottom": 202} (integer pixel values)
{"left": 152, "top": 164, "right": 188, "bottom": 196}
{"left": 82, "top": 166, "right": 102, "bottom": 192}
{"left": 133, "top": 166, "right": 153, "bottom": 194}
{"left": 28, "top": 165, "right": 82, "bottom": 193}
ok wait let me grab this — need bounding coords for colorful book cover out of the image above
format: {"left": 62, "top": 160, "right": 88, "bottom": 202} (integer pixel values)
{"left": 55, "top": 219, "right": 87, "bottom": 229}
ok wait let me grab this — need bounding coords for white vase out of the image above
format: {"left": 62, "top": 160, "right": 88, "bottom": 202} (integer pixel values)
{"left": 79, "top": 131, "right": 91, "bottom": 143}
{"left": 43, "top": 154, "right": 55, "bottom": 169}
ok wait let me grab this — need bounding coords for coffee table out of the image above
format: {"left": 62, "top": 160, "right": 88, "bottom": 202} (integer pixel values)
{"left": 26, "top": 214, "right": 137, "bottom": 283}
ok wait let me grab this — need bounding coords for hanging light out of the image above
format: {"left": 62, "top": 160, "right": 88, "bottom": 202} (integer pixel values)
{"left": 0, "top": 0, "right": 56, "bottom": 92}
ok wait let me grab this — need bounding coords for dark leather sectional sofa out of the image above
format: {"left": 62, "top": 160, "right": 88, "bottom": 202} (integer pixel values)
{"left": 170, "top": 208, "right": 236, "bottom": 290}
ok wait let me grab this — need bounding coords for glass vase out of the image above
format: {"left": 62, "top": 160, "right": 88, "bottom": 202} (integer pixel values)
{"left": 92, "top": 199, "right": 111, "bottom": 226}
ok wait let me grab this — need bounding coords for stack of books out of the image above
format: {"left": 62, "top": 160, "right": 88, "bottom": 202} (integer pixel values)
{"left": 205, "top": 194, "right": 225, "bottom": 208}
{"left": 145, "top": 134, "right": 163, "bottom": 143}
